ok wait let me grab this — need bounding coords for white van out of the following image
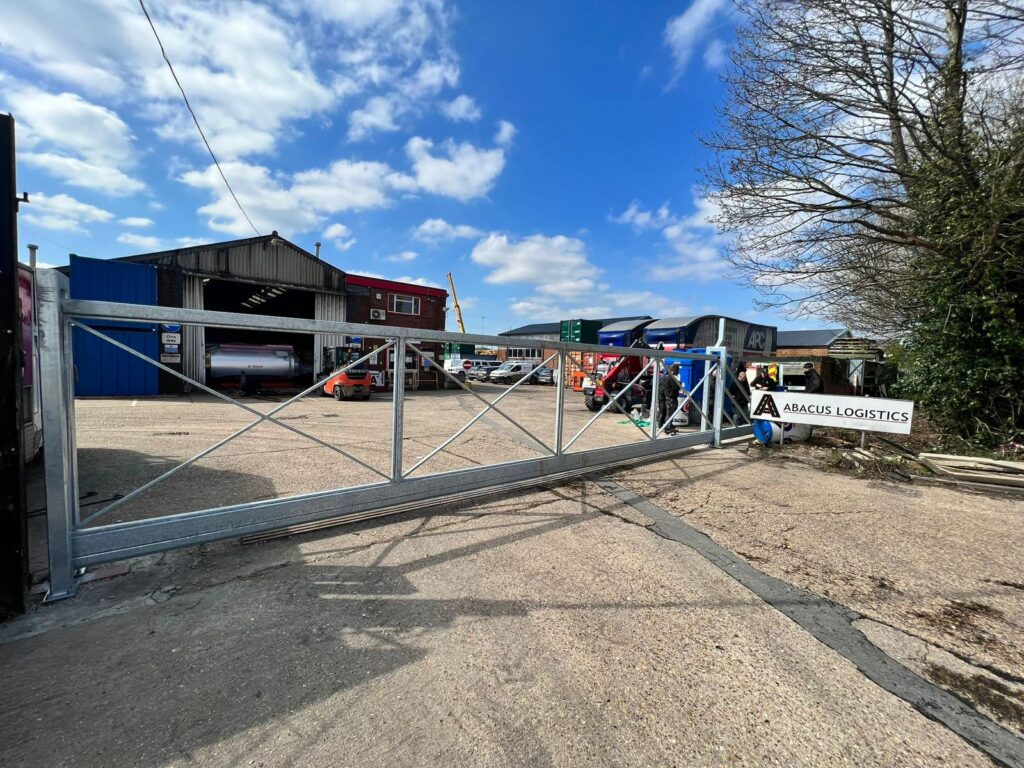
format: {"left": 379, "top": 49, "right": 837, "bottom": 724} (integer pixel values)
{"left": 488, "top": 360, "right": 537, "bottom": 385}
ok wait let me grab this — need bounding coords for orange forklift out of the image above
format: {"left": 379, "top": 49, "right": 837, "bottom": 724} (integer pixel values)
{"left": 320, "top": 345, "right": 373, "bottom": 400}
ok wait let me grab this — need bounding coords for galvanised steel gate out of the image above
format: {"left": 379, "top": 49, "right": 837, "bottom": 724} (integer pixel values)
{"left": 36, "top": 269, "right": 754, "bottom": 601}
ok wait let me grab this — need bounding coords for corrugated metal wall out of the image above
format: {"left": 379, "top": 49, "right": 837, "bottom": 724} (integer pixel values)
{"left": 182, "top": 275, "right": 206, "bottom": 387}
{"left": 70, "top": 256, "right": 159, "bottom": 396}
{"left": 314, "top": 292, "right": 347, "bottom": 375}
{"left": 125, "top": 239, "right": 346, "bottom": 294}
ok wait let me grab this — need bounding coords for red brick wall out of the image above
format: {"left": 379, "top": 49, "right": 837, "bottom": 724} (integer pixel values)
{"left": 347, "top": 286, "right": 447, "bottom": 389}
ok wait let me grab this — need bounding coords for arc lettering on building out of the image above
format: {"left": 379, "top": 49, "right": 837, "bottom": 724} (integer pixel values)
{"left": 749, "top": 391, "right": 915, "bottom": 434}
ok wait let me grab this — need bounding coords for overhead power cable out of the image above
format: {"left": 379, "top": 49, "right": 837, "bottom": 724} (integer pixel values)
{"left": 138, "top": 0, "right": 261, "bottom": 237}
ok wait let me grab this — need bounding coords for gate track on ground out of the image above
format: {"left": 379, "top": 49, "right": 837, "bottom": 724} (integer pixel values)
{"left": 589, "top": 474, "right": 1024, "bottom": 768}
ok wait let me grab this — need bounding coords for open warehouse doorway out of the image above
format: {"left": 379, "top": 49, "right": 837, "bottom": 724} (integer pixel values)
{"left": 200, "top": 278, "right": 316, "bottom": 392}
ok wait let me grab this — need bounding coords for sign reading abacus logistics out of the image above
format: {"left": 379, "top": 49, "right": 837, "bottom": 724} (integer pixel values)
{"left": 749, "top": 391, "right": 915, "bottom": 434}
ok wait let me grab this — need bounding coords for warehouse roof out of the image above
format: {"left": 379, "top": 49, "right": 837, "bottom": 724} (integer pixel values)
{"left": 115, "top": 232, "right": 349, "bottom": 294}
{"left": 500, "top": 316, "right": 650, "bottom": 337}
{"left": 777, "top": 328, "right": 850, "bottom": 348}
{"left": 598, "top": 317, "right": 655, "bottom": 333}
{"left": 644, "top": 316, "right": 698, "bottom": 330}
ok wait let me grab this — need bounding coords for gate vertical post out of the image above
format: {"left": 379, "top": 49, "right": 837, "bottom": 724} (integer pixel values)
{"left": 700, "top": 357, "right": 711, "bottom": 433}
{"left": 36, "top": 268, "right": 78, "bottom": 600}
{"left": 649, "top": 356, "right": 661, "bottom": 439}
{"left": 391, "top": 336, "right": 406, "bottom": 481}
{"left": 554, "top": 350, "right": 566, "bottom": 454}
{"left": 711, "top": 345, "right": 726, "bottom": 447}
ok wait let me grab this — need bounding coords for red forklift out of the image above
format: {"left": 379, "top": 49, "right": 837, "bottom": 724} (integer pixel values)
{"left": 320, "top": 345, "right": 373, "bottom": 400}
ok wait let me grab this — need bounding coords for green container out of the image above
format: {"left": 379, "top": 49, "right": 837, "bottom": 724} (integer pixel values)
{"left": 560, "top": 319, "right": 601, "bottom": 345}
{"left": 444, "top": 342, "right": 475, "bottom": 358}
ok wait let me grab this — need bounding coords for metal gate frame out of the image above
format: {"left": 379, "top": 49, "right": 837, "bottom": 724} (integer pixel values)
{"left": 36, "top": 269, "right": 750, "bottom": 601}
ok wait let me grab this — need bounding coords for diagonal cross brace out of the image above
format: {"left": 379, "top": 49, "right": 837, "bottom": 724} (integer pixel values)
{"left": 408, "top": 345, "right": 556, "bottom": 459}
{"left": 563, "top": 358, "right": 654, "bottom": 451}
{"left": 74, "top": 322, "right": 393, "bottom": 524}
{"left": 562, "top": 352, "right": 652, "bottom": 440}
{"left": 404, "top": 349, "right": 561, "bottom": 477}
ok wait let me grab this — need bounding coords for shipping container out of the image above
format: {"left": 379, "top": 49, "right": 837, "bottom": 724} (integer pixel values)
{"left": 560, "top": 319, "right": 603, "bottom": 345}
{"left": 70, "top": 255, "right": 159, "bottom": 396}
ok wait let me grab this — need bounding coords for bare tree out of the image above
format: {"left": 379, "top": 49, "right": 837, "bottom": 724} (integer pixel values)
{"left": 704, "top": 0, "right": 1024, "bottom": 336}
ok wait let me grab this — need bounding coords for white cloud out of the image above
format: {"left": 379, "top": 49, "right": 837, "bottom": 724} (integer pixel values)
{"left": 494, "top": 120, "right": 516, "bottom": 147}
{"left": 471, "top": 233, "right": 601, "bottom": 299}
{"left": 0, "top": 0, "right": 457, "bottom": 159}
{"left": 116, "top": 232, "right": 162, "bottom": 250}
{"left": 2, "top": 81, "right": 145, "bottom": 195}
{"left": 611, "top": 200, "right": 674, "bottom": 231}
{"left": 21, "top": 192, "right": 114, "bottom": 233}
{"left": 347, "top": 96, "right": 400, "bottom": 141}
{"left": 21, "top": 153, "right": 146, "bottom": 196}
{"left": 176, "top": 236, "right": 212, "bottom": 247}
{"left": 386, "top": 250, "right": 418, "bottom": 263}
{"left": 664, "top": 0, "right": 730, "bottom": 83}
{"left": 703, "top": 38, "right": 728, "bottom": 69}
{"left": 613, "top": 197, "right": 730, "bottom": 281}
{"left": 119, "top": 216, "right": 154, "bottom": 228}
{"left": 411, "top": 217, "right": 482, "bottom": 243}
{"left": 323, "top": 222, "right": 356, "bottom": 251}
{"left": 406, "top": 136, "right": 506, "bottom": 201}
{"left": 441, "top": 94, "right": 481, "bottom": 122}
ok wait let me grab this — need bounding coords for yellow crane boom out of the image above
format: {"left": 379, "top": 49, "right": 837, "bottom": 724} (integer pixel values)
{"left": 446, "top": 272, "right": 466, "bottom": 334}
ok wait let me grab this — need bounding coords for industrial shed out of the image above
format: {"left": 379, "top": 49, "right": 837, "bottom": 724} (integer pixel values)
{"left": 66, "top": 233, "right": 351, "bottom": 395}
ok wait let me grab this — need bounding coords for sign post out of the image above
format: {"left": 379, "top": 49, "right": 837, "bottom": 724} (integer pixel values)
{"left": 463, "top": 360, "right": 473, "bottom": 371}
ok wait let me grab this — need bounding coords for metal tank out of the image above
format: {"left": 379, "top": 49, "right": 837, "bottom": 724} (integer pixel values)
{"left": 206, "top": 344, "right": 300, "bottom": 380}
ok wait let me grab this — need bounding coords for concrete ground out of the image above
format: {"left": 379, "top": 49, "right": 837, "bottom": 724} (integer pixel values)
{"left": 4, "top": 390, "right": 1022, "bottom": 766}
{"left": 67, "top": 383, "right": 651, "bottom": 526}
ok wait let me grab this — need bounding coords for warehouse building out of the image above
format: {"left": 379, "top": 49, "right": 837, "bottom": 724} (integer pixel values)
{"left": 64, "top": 233, "right": 447, "bottom": 395}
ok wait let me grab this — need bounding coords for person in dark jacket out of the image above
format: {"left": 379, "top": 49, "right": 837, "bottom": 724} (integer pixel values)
{"left": 751, "top": 367, "right": 777, "bottom": 391}
{"left": 658, "top": 363, "right": 682, "bottom": 433}
{"left": 731, "top": 364, "right": 751, "bottom": 407}
{"left": 803, "top": 362, "right": 824, "bottom": 394}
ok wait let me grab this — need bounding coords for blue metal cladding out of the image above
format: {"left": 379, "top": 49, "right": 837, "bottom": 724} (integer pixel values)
{"left": 70, "top": 256, "right": 159, "bottom": 396}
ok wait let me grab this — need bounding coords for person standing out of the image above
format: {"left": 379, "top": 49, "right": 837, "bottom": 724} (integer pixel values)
{"left": 659, "top": 363, "right": 681, "bottom": 433}
{"left": 803, "top": 362, "right": 824, "bottom": 394}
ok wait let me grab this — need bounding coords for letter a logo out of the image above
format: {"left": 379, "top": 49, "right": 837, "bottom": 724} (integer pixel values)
{"left": 752, "top": 393, "right": 780, "bottom": 418}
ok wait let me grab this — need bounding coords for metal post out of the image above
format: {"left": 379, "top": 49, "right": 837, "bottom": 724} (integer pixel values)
{"left": 391, "top": 337, "right": 406, "bottom": 481}
{"left": 650, "top": 356, "right": 660, "bottom": 440}
{"left": 554, "top": 351, "right": 566, "bottom": 454}
{"left": 711, "top": 346, "right": 726, "bottom": 448}
{"left": 700, "top": 357, "right": 711, "bottom": 432}
{"left": 36, "top": 269, "right": 78, "bottom": 600}
{"left": 0, "top": 113, "right": 28, "bottom": 615}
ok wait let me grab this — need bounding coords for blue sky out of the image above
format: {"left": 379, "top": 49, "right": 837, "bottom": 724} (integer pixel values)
{"left": 2, "top": 0, "right": 802, "bottom": 334}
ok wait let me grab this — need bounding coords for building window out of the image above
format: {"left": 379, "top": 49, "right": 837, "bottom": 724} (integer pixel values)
{"left": 389, "top": 293, "right": 420, "bottom": 315}
{"left": 508, "top": 347, "right": 542, "bottom": 359}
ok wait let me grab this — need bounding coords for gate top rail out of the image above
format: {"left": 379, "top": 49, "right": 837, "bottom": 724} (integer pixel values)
{"left": 61, "top": 296, "right": 718, "bottom": 361}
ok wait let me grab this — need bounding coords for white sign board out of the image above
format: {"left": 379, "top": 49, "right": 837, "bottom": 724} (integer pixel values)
{"left": 749, "top": 391, "right": 914, "bottom": 434}
{"left": 161, "top": 332, "right": 181, "bottom": 345}
{"left": 160, "top": 353, "right": 181, "bottom": 364}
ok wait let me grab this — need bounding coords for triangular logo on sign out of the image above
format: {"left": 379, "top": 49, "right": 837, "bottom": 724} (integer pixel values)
{"left": 752, "top": 393, "right": 780, "bottom": 418}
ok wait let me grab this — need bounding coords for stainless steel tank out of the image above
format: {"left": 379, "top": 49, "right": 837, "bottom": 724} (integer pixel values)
{"left": 206, "top": 344, "right": 299, "bottom": 380}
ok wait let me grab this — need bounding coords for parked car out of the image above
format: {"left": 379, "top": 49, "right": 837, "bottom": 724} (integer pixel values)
{"left": 489, "top": 360, "right": 537, "bottom": 385}
{"left": 442, "top": 358, "right": 469, "bottom": 383}
{"left": 530, "top": 366, "right": 554, "bottom": 385}
{"left": 467, "top": 360, "right": 501, "bottom": 380}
